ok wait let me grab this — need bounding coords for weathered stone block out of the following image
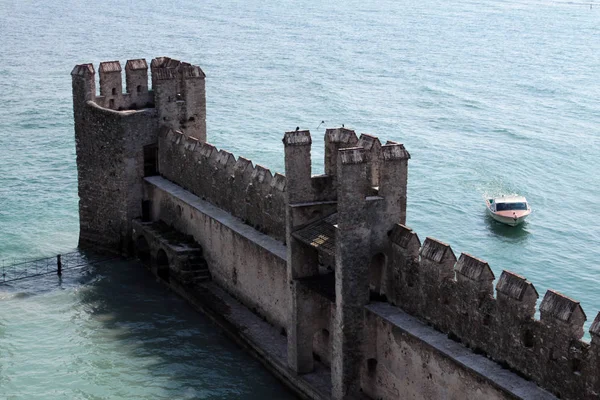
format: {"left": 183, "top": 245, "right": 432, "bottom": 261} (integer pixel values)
{"left": 540, "top": 289, "right": 586, "bottom": 339}
{"left": 455, "top": 252, "right": 494, "bottom": 295}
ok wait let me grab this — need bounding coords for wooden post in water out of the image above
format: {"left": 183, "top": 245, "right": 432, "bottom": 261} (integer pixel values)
{"left": 57, "top": 254, "right": 62, "bottom": 276}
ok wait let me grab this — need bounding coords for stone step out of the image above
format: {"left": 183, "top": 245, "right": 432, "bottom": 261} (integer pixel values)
{"left": 193, "top": 273, "right": 211, "bottom": 283}
{"left": 176, "top": 269, "right": 211, "bottom": 284}
{"left": 180, "top": 260, "right": 208, "bottom": 271}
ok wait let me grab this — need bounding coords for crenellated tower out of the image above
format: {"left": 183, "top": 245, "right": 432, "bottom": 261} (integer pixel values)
{"left": 282, "top": 128, "right": 410, "bottom": 399}
{"left": 71, "top": 57, "right": 206, "bottom": 253}
{"left": 150, "top": 57, "right": 206, "bottom": 141}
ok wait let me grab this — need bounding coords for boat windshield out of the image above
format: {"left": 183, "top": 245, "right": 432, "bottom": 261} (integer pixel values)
{"left": 495, "top": 202, "right": 527, "bottom": 211}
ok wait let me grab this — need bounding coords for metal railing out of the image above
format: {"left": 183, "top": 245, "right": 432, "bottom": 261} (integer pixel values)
{"left": 0, "top": 250, "right": 120, "bottom": 284}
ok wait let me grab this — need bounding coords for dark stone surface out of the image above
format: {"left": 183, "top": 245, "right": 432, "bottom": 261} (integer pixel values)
{"left": 73, "top": 99, "right": 158, "bottom": 253}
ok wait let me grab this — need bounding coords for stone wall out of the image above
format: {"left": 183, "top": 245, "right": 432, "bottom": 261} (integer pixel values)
{"left": 367, "top": 223, "right": 600, "bottom": 400}
{"left": 93, "top": 60, "right": 154, "bottom": 111}
{"left": 74, "top": 100, "right": 158, "bottom": 251}
{"left": 144, "top": 176, "right": 289, "bottom": 330}
{"left": 74, "top": 57, "right": 599, "bottom": 400}
{"left": 151, "top": 57, "right": 207, "bottom": 141}
{"left": 158, "top": 128, "right": 287, "bottom": 242}
{"left": 361, "top": 306, "right": 532, "bottom": 400}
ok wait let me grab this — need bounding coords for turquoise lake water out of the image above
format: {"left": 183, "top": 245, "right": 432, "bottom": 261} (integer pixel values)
{"left": 1, "top": 0, "right": 599, "bottom": 397}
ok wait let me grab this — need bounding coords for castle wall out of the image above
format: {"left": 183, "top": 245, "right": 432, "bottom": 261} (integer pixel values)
{"left": 361, "top": 304, "right": 553, "bottom": 400}
{"left": 95, "top": 60, "right": 154, "bottom": 111}
{"left": 371, "top": 224, "right": 599, "bottom": 400}
{"left": 73, "top": 58, "right": 600, "bottom": 400}
{"left": 157, "top": 128, "right": 287, "bottom": 242}
{"left": 74, "top": 101, "right": 158, "bottom": 251}
{"left": 144, "top": 176, "right": 289, "bottom": 330}
{"left": 133, "top": 172, "right": 561, "bottom": 400}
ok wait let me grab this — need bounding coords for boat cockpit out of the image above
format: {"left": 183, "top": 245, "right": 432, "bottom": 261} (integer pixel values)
{"left": 494, "top": 202, "right": 528, "bottom": 211}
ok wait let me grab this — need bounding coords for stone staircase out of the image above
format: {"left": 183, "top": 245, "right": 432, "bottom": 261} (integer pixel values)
{"left": 177, "top": 251, "right": 211, "bottom": 285}
{"left": 132, "top": 219, "right": 211, "bottom": 286}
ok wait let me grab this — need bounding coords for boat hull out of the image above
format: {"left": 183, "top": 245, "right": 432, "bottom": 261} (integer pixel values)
{"left": 487, "top": 209, "right": 528, "bottom": 226}
{"left": 485, "top": 197, "right": 531, "bottom": 227}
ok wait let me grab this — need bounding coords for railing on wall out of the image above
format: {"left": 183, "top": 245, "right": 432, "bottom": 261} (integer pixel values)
{"left": 0, "top": 250, "right": 119, "bottom": 284}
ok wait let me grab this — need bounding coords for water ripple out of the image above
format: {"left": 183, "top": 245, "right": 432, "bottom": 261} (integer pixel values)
{"left": 1, "top": 0, "right": 600, "bottom": 395}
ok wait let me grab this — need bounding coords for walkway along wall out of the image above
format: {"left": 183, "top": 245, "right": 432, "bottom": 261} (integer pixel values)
{"left": 73, "top": 57, "right": 600, "bottom": 400}
{"left": 158, "top": 128, "right": 286, "bottom": 241}
{"left": 143, "top": 176, "right": 289, "bottom": 330}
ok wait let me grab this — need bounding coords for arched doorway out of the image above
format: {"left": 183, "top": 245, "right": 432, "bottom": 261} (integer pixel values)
{"left": 369, "top": 253, "right": 386, "bottom": 300}
{"left": 156, "top": 249, "right": 170, "bottom": 282}
{"left": 136, "top": 236, "right": 151, "bottom": 264}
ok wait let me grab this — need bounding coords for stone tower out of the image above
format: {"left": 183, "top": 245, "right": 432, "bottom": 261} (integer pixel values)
{"left": 71, "top": 57, "right": 206, "bottom": 253}
{"left": 282, "top": 128, "right": 410, "bottom": 400}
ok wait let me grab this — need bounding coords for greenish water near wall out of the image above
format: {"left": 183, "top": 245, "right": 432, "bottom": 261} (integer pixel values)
{"left": 1, "top": 0, "right": 599, "bottom": 397}
{"left": 0, "top": 260, "right": 296, "bottom": 399}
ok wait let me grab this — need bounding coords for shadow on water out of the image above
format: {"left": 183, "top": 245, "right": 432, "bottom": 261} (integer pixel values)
{"left": 76, "top": 258, "right": 298, "bottom": 400}
{"left": 2, "top": 250, "right": 297, "bottom": 400}
{"left": 484, "top": 213, "right": 531, "bottom": 243}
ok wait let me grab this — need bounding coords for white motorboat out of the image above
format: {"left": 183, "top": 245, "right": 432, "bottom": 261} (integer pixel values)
{"left": 485, "top": 195, "right": 531, "bottom": 226}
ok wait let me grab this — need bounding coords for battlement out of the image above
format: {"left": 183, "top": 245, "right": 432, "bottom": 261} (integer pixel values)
{"left": 389, "top": 224, "right": 421, "bottom": 254}
{"left": 152, "top": 120, "right": 600, "bottom": 398}
{"left": 158, "top": 127, "right": 286, "bottom": 241}
{"left": 72, "top": 58, "right": 151, "bottom": 111}
{"left": 496, "top": 270, "right": 538, "bottom": 301}
{"left": 283, "top": 128, "right": 410, "bottom": 226}
{"left": 381, "top": 224, "right": 600, "bottom": 399}
{"left": 71, "top": 57, "right": 206, "bottom": 141}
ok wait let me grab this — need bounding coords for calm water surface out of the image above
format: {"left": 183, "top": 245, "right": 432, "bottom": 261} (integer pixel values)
{"left": 0, "top": 0, "right": 599, "bottom": 397}
{"left": 0, "top": 260, "right": 296, "bottom": 399}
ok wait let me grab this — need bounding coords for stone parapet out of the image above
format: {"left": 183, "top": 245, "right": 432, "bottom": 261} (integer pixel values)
{"left": 72, "top": 57, "right": 206, "bottom": 140}
{"left": 158, "top": 128, "right": 287, "bottom": 242}
{"left": 375, "top": 225, "right": 597, "bottom": 400}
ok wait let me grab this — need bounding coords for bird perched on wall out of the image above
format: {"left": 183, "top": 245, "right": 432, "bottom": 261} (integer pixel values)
{"left": 295, "top": 126, "right": 299, "bottom": 131}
